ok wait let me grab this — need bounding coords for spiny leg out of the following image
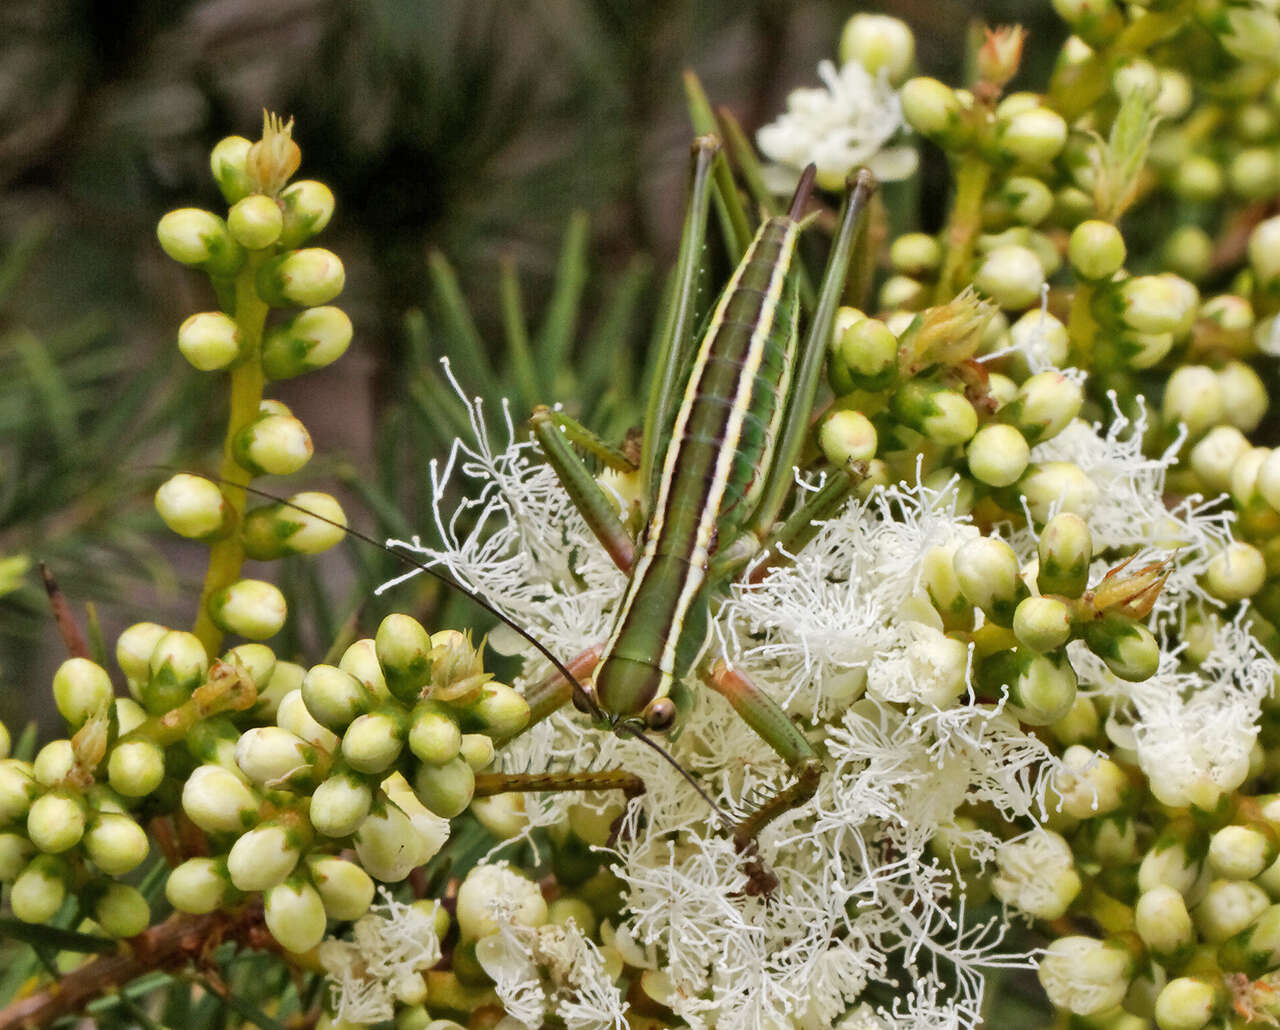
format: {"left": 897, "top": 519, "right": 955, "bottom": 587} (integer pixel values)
{"left": 704, "top": 658, "right": 823, "bottom": 896}
{"left": 473, "top": 769, "right": 644, "bottom": 801}
{"left": 534, "top": 407, "right": 637, "bottom": 472}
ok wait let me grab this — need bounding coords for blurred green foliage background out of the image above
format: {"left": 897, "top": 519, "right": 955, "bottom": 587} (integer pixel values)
{"left": 0, "top": 0, "right": 1063, "bottom": 731}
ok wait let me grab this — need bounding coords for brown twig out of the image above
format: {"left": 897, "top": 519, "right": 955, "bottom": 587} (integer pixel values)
{"left": 0, "top": 908, "right": 267, "bottom": 1030}
{"left": 40, "top": 562, "right": 89, "bottom": 659}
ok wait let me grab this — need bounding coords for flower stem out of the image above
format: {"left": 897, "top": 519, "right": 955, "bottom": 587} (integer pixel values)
{"left": 935, "top": 157, "right": 991, "bottom": 303}
{"left": 193, "top": 254, "right": 270, "bottom": 655}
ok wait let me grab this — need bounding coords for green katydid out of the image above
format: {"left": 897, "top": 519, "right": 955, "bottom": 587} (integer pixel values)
{"left": 223, "top": 140, "right": 875, "bottom": 894}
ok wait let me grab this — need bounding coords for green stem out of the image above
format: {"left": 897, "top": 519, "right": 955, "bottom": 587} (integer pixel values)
{"left": 192, "top": 254, "right": 270, "bottom": 656}
{"left": 1066, "top": 281, "right": 1099, "bottom": 370}
{"left": 935, "top": 157, "right": 991, "bottom": 303}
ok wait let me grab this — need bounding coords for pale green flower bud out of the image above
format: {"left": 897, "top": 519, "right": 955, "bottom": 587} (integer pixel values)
{"left": 342, "top": 710, "right": 406, "bottom": 774}
{"left": 412, "top": 757, "right": 475, "bottom": 819}
{"left": 470, "top": 794, "right": 529, "bottom": 841}
{"left": 1231, "top": 446, "right": 1270, "bottom": 507}
{"left": 900, "top": 77, "right": 965, "bottom": 142}
{"left": 310, "top": 770, "right": 373, "bottom": 838}
{"left": 1081, "top": 613, "right": 1159, "bottom": 681}
{"left": 307, "top": 855, "right": 375, "bottom": 921}
{"left": 95, "top": 883, "right": 150, "bottom": 938}
{"left": 33, "top": 739, "right": 73, "bottom": 787}
{"left": 27, "top": 791, "right": 85, "bottom": 853}
{"left": 888, "top": 233, "right": 940, "bottom": 276}
{"left": 166, "top": 857, "right": 231, "bottom": 914}
{"left": 456, "top": 863, "right": 547, "bottom": 940}
{"left": 997, "top": 176, "right": 1053, "bottom": 227}
{"left": 1019, "top": 461, "right": 1098, "bottom": 522}
{"left": 1087, "top": 815, "right": 1137, "bottom": 866}
{"left": 84, "top": 812, "right": 148, "bottom": 875}
{"left": 376, "top": 613, "right": 433, "bottom": 703}
{"left": 52, "top": 657, "right": 113, "bottom": 729}
{"left": 223, "top": 643, "right": 276, "bottom": 698}
{"left": 1068, "top": 220, "right": 1126, "bottom": 281}
{"left": 277, "top": 688, "right": 339, "bottom": 751}
{"left": 1220, "top": 903, "right": 1280, "bottom": 976}
{"left": 156, "top": 209, "right": 243, "bottom": 276}
{"left": 1155, "top": 67, "right": 1192, "bottom": 119}
{"left": 1038, "top": 513, "right": 1092, "bottom": 598}
{"left": 265, "top": 878, "right": 326, "bottom": 953}
{"left": 338, "top": 639, "right": 389, "bottom": 701}
{"left": 1209, "top": 825, "right": 1275, "bottom": 881}
{"left": 177, "top": 311, "right": 242, "bottom": 371}
{"left": 1008, "top": 310, "right": 1069, "bottom": 367}
{"left": 227, "top": 821, "right": 301, "bottom": 892}
{"left": 830, "top": 316, "right": 898, "bottom": 392}
{"left": 1249, "top": 215, "right": 1280, "bottom": 288}
{"left": 922, "top": 467, "right": 974, "bottom": 515}
{"left": 242, "top": 490, "right": 348, "bottom": 560}
{"left": 819, "top": 410, "right": 877, "bottom": 467}
{"left": 116, "top": 621, "right": 168, "bottom": 685}
{"left": 1054, "top": 185, "right": 1094, "bottom": 224}
{"left": 232, "top": 410, "right": 314, "bottom": 476}
{"left": 1258, "top": 450, "right": 1280, "bottom": 514}
{"left": 302, "top": 664, "right": 373, "bottom": 732}
{"left": 352, "top": 798, "right": 428, "bottom": 883}
{"left": 1119, "top": 329, "right": 1174, "bottom": 370}
{"left": 210, "top": 135, "right": 253, "bottom": 203}
{"left": 10, "top": 855, "right": 69, "bottom": 923}
{"left": 1118, "top": 274, "right": 1199, "bottom": 335}
{"left": 1194, "top": 879, "right": 1269, "bottom": 943}
{"left": 256, "top": 248, "right": 345, "bottom": 307}
{"left": 408, "top": 702, "right": 462, "bottom": 765}
{"left": 1217, "top": 361, "right": 1268, "bottom": 433}
{"left": 145, "top": 629, "right": 209, "bottom": 713}
{"left": 1172, "top": 154, "right": 1223, "bottom": 203}
{"left": 1013, "top": 596, "right": 1072, "bottom": 652}
{"left": 1052, "top": 0, "right": 1119, "bottom": 33}
{"left": 1052, "top": 744, "right": 1128, "bottom": 819}
{"left": 1162, "top": 225, "right": 1213, "bottom": 284}
{"left": 208, "top": 578, "right": 287, "bottom": 641}
{"left": 182, "top": 764, "right": 259, "bottom": 834}
{"left": 1000, "top": 107, "right": 1067, "bottom": 166}
{"left": 1190, "top": 426, "right": 1250, "bottom": 494}
{"left": 965, "top": 424, "right": 1030, "bottom": 487}
{"left": 973, "top": 245, "right": 1044, "bottom": 310}
{"left": 992, "top": 830, "right": 1081, "bottom": 919}
{"left": 838, "top": 13, "right": 914, "bottom": 84}
{"left": 228, "top": 194, "right": 283, "bottom": 250}
{"left": 279, "top": 180, "right": 336, "bottom": 248}
{"left": 878, "top": 275, "right": 924, "bottom": 310}
{"left": 1139, "top": 832, "right": 1202, "bottom": 895}
{"left": 260, "top": 306, "right": 353, "bottom": 380}
{"left": 953, "top": 536, "right": 1024, "bottom": 626}
{"left": 235, "top": 726, "right": 314, "bottom": 788}
{"left": 459, "top": 734, "right": 494, "bottom": 772}
{"left": 922, "top": 543, "right": 972, "bottom": 630}
{"left": 1049, "top": 694, "right": 1098, "bottom": 746}
{"left": 1003, "top": 650, "right": 1079, "bottom": 724}
{"left": 1229, "top": 148, "right": 1279, "bottom": 201}
{"left": 1037, "top": 935, "right": 1133, "bottom": 1016}
{"left": 1134, "top": 886, "right": 1193, "bottom": 958}
{"left": 1006, "top": 371, "right": 1083, "bottom": 445}
{"left": 155, "top": 473, "right": 230, "bottom": 540}
{"left": 1204, "top": 541, "right": 1267, "bottom": 602}
{"left": 890, "top": 381, "right": 977, "bottom": 445}
{"left": 462, "top": 683, "right": 531, "bottom": 740}
{"left": 107, "top": 739, "right": 165, "bottom": 797}
{"left": 1153, "top": 977, "right": 1219, "bottom": 1030}
{"left": 0, "top": 832, "right": 34, "bottom": 881}
{"left": 548, "top": 896, "right": 597, "bottom": 937}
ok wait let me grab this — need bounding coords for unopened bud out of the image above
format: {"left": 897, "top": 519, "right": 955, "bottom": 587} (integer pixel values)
{"left": 107, "top": 739, "right": 165, "bottom": 797}
{"left": 409, "top": 702, "right": 462, "bottom": 765}
{"left": 1009, "top": 309, "right": 1069, "bottom": 367}
{"left": 1117, "top": 274, "right": 1199, "bottom": 336}
{"left": 353, "top": 797, "right": 442, "bottom": 883}
{"left": 155, "top": 473, "right": 231, "bottom": 540}
{"left": 52, "top": 657, "right": 113, "bottom": 729}
{"left": 1204, "top": 541, "right": 1267, "bottom": 602}
{"left": 412, "top": 757, "right": 476, "bottom": 819}
{"left": 145, "top": 629, "right": 209, "bottom": 713}
{"left": 1019, "top": 461, "right": 1098, "bottom": 522}
{"left": 339, "top": 639, "right": 389, "bottom": 701}
{"left": 974, "top": 245, "right": 1045, "bottom": 310}
{"left": 1013, "top": 596, "right": 1072, "bottom": 652}
{"left": 256, "top": 248, "right": 345, "bottom": 308}
{"left": 953, "top": 536, "right": 1025, "bottom": 625}
{"left": 342, "top": 710, "right": 406, "bottom": 774}
{"left": 208, "top": 578, "right": 287, "bottom": 640}
{"left": 1006, "top": 371, "right": 1083, "bottom": 445}
{"left": 819, "top": 410, "right": 877, "bottom": 466}
{"left": 376, "top": 614, "right": 434, "bottom": 702}
{"left": 460, "top": 682, "right": 530, "bottom": 740}
{"left": 1135, "top": 886, "right": 1194, "bottom": 958}
{"left": 1038, "top": 513, "right": 1092, "bottom": 597}
{"left": 95, "top": 882, "right": 150, "bottom": 938}
{"left": 116, "top": 622, "right": 168, "bottom": 685}
{"left": 27, "top": 791, "right": 86, "bottom": 854}
{"left": 900, "top": 77, "right": 965, "bottom": 142}
{"left": 839, "top": 13, "right": 915, "bottom": 84}
{"left": 156, "top": 209, "right": 243, "bottom": 277}
{"left": 177, "top": 311, "right": 243, "bottom": 371}
{"left": 1217, "top": 361, "right": 1268, "bottom": 433}
{"left": 1068, "top": 220, "right": 1126, "bottom": 281}
{"left": 260, "top": 306, "right": 353, "bottom": 380}
{"left": 265, "top": 878, "right": 327, "bottom": 953}
{"left": 0, "top": 833, "right": 33, "bottom": 881}
{"left": 235, "top": 726, "right": 315, "bottom": 788}
{"left": 84, "top": 812, "right": 149, "bottom": 876}
{"left": 166, "top": 857, "right": 232, "bottom": 914}
{"left": 1081, "top": 613, "right": 1159, "bottom": 681}
{"left": 966, "top": 423, "right": 1030, "bottom": 487}
{"left": 890, "top": 380, "right": 978, "bottom": 445}
{"left": 10, "top": 855, "right": 69, "bottom": 923}
{"left": 1249, "top": 215, "right": 1280, "bottom": 288}
{"left": 182, "top": 764, "right": 260, "bottom": 834}
{"left": 302, "top": 664, "right": 373, "bottom": 733}
{"left": 307, "top": 855, "right": 375, "bottom": 921}
{"left": 1191, "top": 426, "right": 1250, "bottom": 494}
{"left": 1210, "top": 824, "right": 1276, "bottom": 880}
{"left": 1195, "top": 879, "right": 1269, "bottom": 943}
{"left": 459, "top": 734, "right": 494, "bottom": 772}
{"left": 831, "top": 316, "right": 898, "bottom": 391}
{"left": 1153, "top": 977, "right": 1220, "bottom": 1030}
{"left": 889, "top": 233, "right": 941, "bottom": 276}
{"left": 227, "top": 820, "right": 302, "bottom": 892}
{"left": 210, "top": 135, "right": 253, "bottom": 203}
{"left": 310, "top": 770, "right": 373, "bottom": 838}
{"left": 228, "top": 194, "right": 283, "bottom": 250}
{"left": 1000, "top": 107, "right": 1068, "bottom": 166}
{"left": 233, "top": 410, "right": 314, "bottom": 476}
{"left": 1000, "top": 649, "right": 1079, "bottom": 724}
{"left": 279, "top": 180, "right": 336, "bottom": 248}
{"left": 1139, "top": 831, "right": 1202, "bottom": 895}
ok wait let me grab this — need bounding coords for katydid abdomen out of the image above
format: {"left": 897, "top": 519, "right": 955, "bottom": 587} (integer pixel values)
{"left": 594, "top": 214, "right": 803, "bottom": 726}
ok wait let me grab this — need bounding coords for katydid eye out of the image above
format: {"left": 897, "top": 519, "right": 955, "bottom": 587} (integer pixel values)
{"left": 644, "top": 697, "right": 677, "bottom": 732}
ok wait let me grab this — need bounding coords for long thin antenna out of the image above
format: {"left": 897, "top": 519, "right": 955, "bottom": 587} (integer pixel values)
{"left": 148, "top": 470, "right": 736, "bottom": 829}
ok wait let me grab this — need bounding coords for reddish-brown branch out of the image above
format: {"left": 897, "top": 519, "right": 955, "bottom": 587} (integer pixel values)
{"left": 40, "top": 562, "right": 88, "bottom": 659}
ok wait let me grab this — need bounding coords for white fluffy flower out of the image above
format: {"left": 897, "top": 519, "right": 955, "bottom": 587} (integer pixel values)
{"left": 992, "top": 830, "right": 1081, "bottom": 919}
{"left": 757, "top": 59, "right": 917, "bottom": 191}
{"left": 1037, "top": 935, "right": 1134, "bottom": 1015}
